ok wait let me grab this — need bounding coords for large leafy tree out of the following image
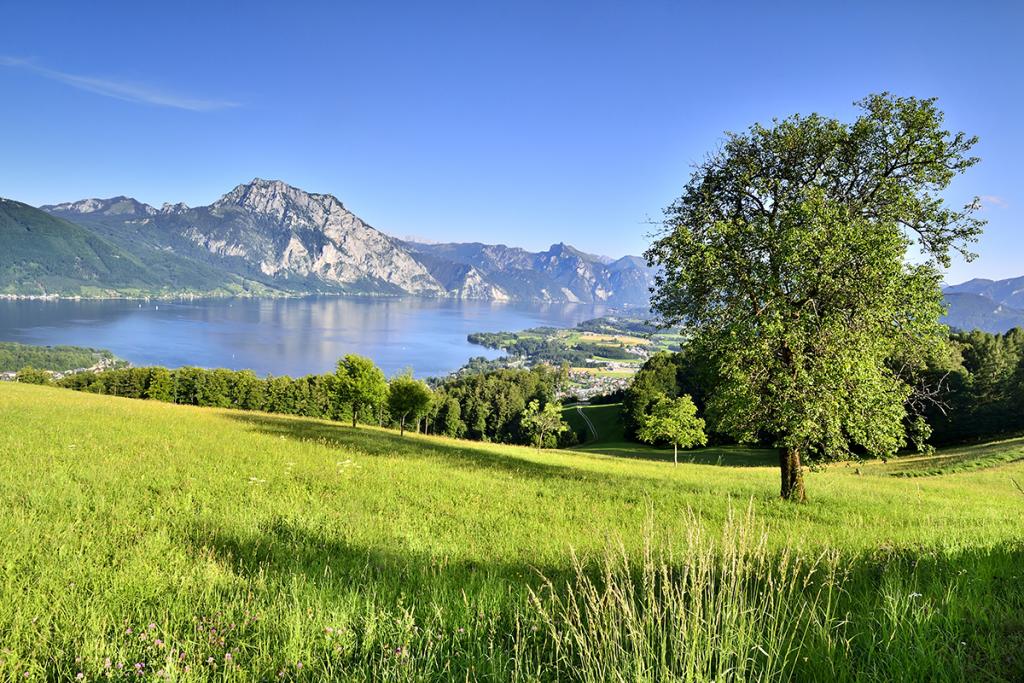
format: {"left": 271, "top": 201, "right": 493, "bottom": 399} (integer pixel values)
{"left": 335, "top": 354, "right": 388, "bottom": 428}
{"left": 646, "top": 94, "right": 984, "bottom": 500}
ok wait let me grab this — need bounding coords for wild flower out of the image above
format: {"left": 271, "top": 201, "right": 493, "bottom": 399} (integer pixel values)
{"left": 76, "top": 673, "right": 84, "bottom": 680}
{"left": 909, "top": 592, "right": 923, "bottom": 598}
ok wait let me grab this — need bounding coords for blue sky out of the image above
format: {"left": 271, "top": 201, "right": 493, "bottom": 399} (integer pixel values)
{"left": 1, "top": 1, "right": 1020, "bottom": 283}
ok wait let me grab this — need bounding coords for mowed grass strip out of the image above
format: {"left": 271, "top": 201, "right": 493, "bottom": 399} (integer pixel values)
{"left": 1, "top": 383, "right": 1022, "bottom": 681}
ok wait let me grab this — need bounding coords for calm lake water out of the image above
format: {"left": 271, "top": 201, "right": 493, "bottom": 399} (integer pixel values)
{"left": 0, "top": 297, "right": 612, "bottom": 377}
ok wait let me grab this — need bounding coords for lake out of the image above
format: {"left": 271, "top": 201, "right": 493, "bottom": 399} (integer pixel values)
{"left": 0, "top": 297, "right": 612, "bottom": 377}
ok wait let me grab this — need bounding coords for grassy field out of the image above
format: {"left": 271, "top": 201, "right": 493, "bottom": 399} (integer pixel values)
{"left": 2, "top": 383, "right": 1023, "bottom": 681}
{"left": 563, "top": 403, "right": 782, "bottom": 466}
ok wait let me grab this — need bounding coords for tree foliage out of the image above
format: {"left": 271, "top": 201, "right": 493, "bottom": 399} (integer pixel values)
{"left": 431, "top": 366, "right": 561, "bottom": 444}
{"left": 0, "top": 342, "right": 114, "bottom": 373}
{"left": 15, "top": 366, "right": 53, "bottom": 385}
{"left": 521, "top": 399, "right": 568, "bottom": 449}
{"left": 335, "top": 354, "right": 388, "bottom": 428}
{"left": 622, "top": 350, "right": 714, "bottom": 440}
{"left": 58, "top": 366, "right": 343, "bottom": 421}
{"left": 387, "top": 373, "right": 434, "bottom": 435}
{"left": 636, "top": 394, "right": 707, "bottom": 465}
{"left": 646, "top": 93, "right": 984, "bottom": 500}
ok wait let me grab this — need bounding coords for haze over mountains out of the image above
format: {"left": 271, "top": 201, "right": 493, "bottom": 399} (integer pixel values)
{"left": 941, "top": 278, "right": 1024, "bottom": 333}
{"left": 0, "top": 178, "right": 657, "bottom": 304}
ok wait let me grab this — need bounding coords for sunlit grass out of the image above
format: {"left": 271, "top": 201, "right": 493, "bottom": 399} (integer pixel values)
{"left": 1, "top": 383, "right": 1022, "bottom": 680}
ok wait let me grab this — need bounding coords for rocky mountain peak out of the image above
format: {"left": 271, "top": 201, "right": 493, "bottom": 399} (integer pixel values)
{"left": 160, "top": 202, "right": 190, "bottom": 214}
{"left": 212, "top": 178, "right": 347, "bottom": 224}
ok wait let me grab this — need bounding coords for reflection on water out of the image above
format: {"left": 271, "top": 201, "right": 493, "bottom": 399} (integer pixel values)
{"left": 0, "top": 297, "right": 610, "bottom": 377}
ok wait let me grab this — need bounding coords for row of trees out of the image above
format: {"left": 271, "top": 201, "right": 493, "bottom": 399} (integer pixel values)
{"left": 48, "top": 354, "right": 572, "bottom": 448}
{"left": 58, "top": 366, "right": 341, "bottom": 419}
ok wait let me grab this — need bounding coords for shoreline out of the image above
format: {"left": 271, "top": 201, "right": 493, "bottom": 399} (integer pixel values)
{"left": 0, "top": 291, "right": 644, "bottom": 308}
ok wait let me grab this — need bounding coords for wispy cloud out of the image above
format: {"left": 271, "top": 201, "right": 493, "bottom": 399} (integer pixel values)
{"left": 980, "top": 195, "right": 1008, "bottom": 209}
{"left": 0, "top": 56, "right": 239, "bottom": 112}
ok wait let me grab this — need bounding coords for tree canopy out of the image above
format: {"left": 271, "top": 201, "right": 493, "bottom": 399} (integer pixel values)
{"left": 387, "top": 373, "right": 434, "bottom": 436}
{"left": 646, "top": 93, "right": 984, "bottom": 500}
{"left": 335, "top": 354, "right": 388, "bottom": 428}
{"left": 521, "top": 399, "right": 568, "bottom": 449}
{"left": 636, "top": 394, "right": 707, "bottom": 465}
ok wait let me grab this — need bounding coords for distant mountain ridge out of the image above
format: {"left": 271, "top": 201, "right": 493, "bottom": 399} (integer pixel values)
{"left": 31, "top": 179, "right": 655, "bottom": 304}
{"left": 942, "top": 280, "right": 1024, "bottom": 333}
{"left": 943, "top": 276, "right": 1024, "bottom": 310}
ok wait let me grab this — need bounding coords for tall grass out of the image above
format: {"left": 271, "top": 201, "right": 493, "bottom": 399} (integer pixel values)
{"left": 525, "top": 503, "right": 1023, "bottom": 682}
{"left": 529, "top": 505, "right": 835, "bottom": 681}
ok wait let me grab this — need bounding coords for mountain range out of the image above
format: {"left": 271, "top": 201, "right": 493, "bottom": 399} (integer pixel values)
{"left": 941, "top": 278, "right": 1024, "bottom": 333}
{"left": 0, "top": 178, "right": 656, "bottom": 305}
{"left": 3, "top": 177, "right": 1022, "bottom": 332}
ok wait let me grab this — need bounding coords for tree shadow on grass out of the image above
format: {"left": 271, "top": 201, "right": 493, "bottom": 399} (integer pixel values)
{"left": 178, "top": 513, "right": 1024, "bottom": 681}
{"left": 578, "top": 442, "right": 779, "bottom": 468}
{"left": 181, "top": 515, "right": 569, "bottom": 604}
{"left": 219, "top": 410, "right": 613, "bottom": 484}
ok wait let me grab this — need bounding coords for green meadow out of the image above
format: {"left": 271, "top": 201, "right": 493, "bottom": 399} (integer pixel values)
{"left": 1, "top": 382, "right": 1022, "bottom": 681}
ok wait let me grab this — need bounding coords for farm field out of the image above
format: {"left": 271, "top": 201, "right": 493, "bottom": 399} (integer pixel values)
{"left": 1, "top": 382, "right": 1023, "bottom": 681}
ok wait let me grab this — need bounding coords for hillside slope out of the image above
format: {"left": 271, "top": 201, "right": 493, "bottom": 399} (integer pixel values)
{"left": 1, "top": 383, "right": 1022, "bottom": 680}
{"left": 0, "top": 198, "right": 160, "bottom": 297}
{"left": 0, "top": 198, "right": 267, "bottom": 297}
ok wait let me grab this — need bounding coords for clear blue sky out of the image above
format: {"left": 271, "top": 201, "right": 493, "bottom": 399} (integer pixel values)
{"left": 1, "top": 1, "right": 1020, "bottom": 283}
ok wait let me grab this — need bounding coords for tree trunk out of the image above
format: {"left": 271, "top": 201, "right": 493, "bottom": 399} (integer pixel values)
{"left": 673, "top": 442, "right": 678, "bottom": 465}
{"left": 352, "top": 406, "right": 357, "bottom": 428}
{"left": 400, "top": 416, "right": 406, "bottom": 436}
{"left": 779, "top": 447, "right": 806, "bottom": 501}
